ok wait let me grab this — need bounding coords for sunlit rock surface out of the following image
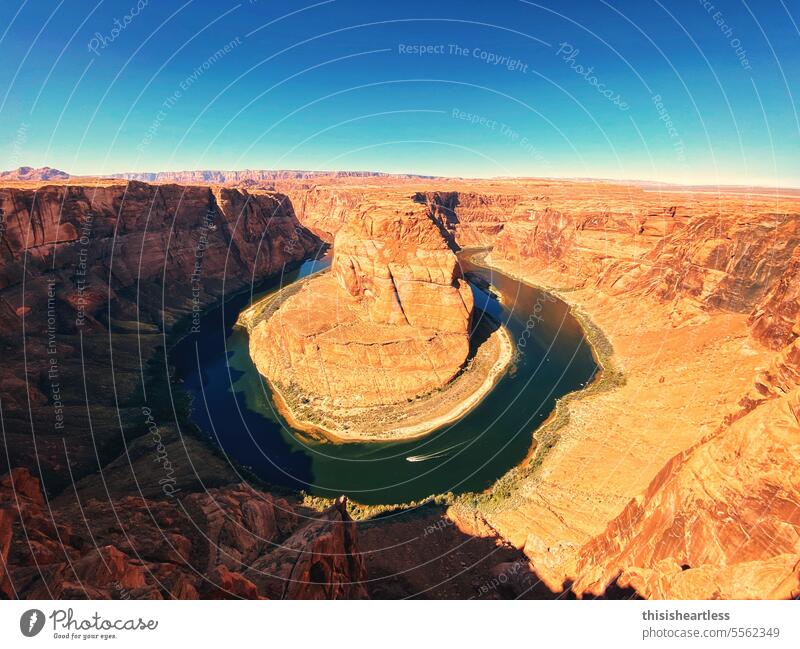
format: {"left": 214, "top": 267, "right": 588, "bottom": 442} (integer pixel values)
{"left": 251, "top": 199, "right": 473, "bottom": 408}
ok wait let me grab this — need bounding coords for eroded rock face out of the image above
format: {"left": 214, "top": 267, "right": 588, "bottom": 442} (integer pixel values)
{"left": 0, "top": 468, "right": 367, "bottom": 599}
{"left": 332, "top": 207, "right": 472, "bottom": 332}
{"left": 750, "top": 246, "right": 800, "bottom": 351}
{"left": 570, "top": 387, "right": 800, "bottom": 600}
{"left": 4, "top": 174, "right": 800, "bottom": 600}
{"left": 281, "top": 186, "right": 375, "bottom": 241}
{"left": 486, "top": 186, "right": 800, "bottom": 327}
{"left": 250, "top": 200, "right": 474, "bottom": 408}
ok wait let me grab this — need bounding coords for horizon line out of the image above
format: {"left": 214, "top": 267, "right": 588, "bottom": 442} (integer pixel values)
{"left": 2, "top": 164, "right": 799, "bottom": 191}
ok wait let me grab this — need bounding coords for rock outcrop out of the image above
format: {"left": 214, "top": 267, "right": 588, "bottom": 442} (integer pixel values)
{"left": 0, "top": 178, "right": 372, "bottom": 600}
{"left": 0, "top": 468, "right": 367, "bottom": 599}
{"left": 478, "top": 182, "right": 800, "bottom": 600}
{"left": 250, "top": 199, "right": 474, "bottom": 412}
{"left": 570, "top": 387, "right": 800, "bottom": 599}
{"left": 560, "top": 206, "right": 800, "bottom": 599}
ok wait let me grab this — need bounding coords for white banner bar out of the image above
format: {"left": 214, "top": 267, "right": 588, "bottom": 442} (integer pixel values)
{"left": 0, "top": 600, "right": 797, "bottom": 648}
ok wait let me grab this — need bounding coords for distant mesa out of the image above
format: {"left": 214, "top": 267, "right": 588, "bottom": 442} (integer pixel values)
{"left": 111, "top": 169, "right": 439, "bottom": 184}
{"left": 0, "top": 166, "right": 440, "bottom": 188}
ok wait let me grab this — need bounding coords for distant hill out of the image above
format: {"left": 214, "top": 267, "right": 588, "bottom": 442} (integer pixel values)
{"left": 0, "top": 166, "right": 70, "bottom": 181}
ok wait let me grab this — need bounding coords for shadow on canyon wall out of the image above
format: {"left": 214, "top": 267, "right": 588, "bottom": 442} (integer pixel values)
{"left": 0, "top": 182, "right": 322, "bottom": 495}
{"left": 357, "top": 503, "right": 640, "bottom": 600}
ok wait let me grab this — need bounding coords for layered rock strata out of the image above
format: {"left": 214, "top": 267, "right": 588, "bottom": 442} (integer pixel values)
{"left": 276, "top": 177, "right": 798, "bottom": 599}
{"left": 468, "top": 183, "right": 800, "bottom": 600}
{"left": 0, "top": 179, "right": 372, "bottom": 600}
{"left": 3, "top": 174, "right": 800, "bottom": 599}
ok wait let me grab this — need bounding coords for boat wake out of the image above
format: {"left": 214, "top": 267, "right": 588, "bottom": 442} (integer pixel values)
{"left": 406, "top": 441, "right": 467, "bottom": 462}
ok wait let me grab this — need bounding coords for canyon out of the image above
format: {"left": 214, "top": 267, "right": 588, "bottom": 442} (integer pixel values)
{"left": 1, "top": 171, "right": 798, "bottom": 599}
{"left": 0, "top": 180, "right": 320, "bottom": 488}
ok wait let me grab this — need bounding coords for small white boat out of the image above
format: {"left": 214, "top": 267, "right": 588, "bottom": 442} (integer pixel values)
{"left": 406, "top": 441, "right": 467, "bottom": 462}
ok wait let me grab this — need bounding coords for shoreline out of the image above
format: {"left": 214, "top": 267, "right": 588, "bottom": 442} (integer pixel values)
{"left": 297, "top": 252, "right": 616, "bottom": 515}
{"left": 236, "top": 250, "right": 606, "bottom": 454}
{"left": 229, "top": 249, "right": 612, "bottom": 515}
{"left": 452, "top": 251, "right": 625, "bottom": 512}
{"left": 475, "top": 250, "right": 612, "bottom": 380}
{"left": 235, "top": 250, "right": 518, "bottom": 444}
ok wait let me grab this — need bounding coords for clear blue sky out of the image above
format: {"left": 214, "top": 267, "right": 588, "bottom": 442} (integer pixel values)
{"left": 1, "top": 0, "right": 798, "bottom": 186}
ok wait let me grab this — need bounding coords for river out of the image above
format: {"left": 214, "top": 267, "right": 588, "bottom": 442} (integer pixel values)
{"left": 170, "top": 248, "right": 598, "bottom": 505}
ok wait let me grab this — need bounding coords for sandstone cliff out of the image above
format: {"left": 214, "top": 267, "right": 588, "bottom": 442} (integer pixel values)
{"left": 0, "top": 179, "right": 374, "bottom": 600}
{"left": 477, "top": 182, "right": 800, "bottom": 600}
{"left": 3, "top": 174, "right": 800, "bottom": 600}
{"left": 569, "top": 385, "right": 800, "bottom": 599}
{"left": 0, "top": 182, "right": 320, "bottom": 488}
{"left": 276, "top": 178, "right": 798, "bottom": 600}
